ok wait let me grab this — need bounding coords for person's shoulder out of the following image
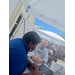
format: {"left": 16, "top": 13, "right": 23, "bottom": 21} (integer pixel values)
{"left": 9, "top": 38, "right": 21, "bottom": 47}
{"left": 10, "top": 38, "right": 21, "bottom": 42}
{"left": 11, "top": 38, "right": 26, "bottom": 49}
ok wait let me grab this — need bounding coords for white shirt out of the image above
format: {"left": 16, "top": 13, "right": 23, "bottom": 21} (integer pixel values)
{"left": 30, "top": 44, "right": 48, "bottom": 63}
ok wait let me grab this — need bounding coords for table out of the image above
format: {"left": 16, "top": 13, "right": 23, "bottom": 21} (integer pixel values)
{"left": 22, "top": 54, "right": 65, "bottom": 75}
{"left": 22, "top": 56, "right": 48, "bottom": 74}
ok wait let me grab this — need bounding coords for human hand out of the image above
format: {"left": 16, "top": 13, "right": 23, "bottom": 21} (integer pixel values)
{"left": 32, "top": 56, "right": 43, "bottom": 63}
{"left": 37, "top": 56, "right": 40, "bottom": 58}
{"left": 31, "top": 70, "right": 43, "bottom": 75}
{"left": 36, "top": 56, "right": 44, "bottom": 63}
{"left": 29, "top": 63, "right": 39, "bottom": 70}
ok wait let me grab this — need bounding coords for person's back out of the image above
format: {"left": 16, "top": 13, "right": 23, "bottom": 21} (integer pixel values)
{"left": 9, "top": 38, "right": 28, "bottom": 74}
{"left": 9, "top": 31, "right": 43, "bottom": 75}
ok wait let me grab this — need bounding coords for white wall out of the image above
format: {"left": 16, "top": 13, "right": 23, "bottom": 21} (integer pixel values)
{"left": 9, "top": 0, "right": 35, "bottom": 37}
{"left": 10, "top": 20, "right": 35, "bottom": 39}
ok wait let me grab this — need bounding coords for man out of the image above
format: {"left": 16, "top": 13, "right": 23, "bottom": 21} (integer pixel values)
{"left": 50, "top": 43, "right": 57, "bottom": 62}
{"left": 30, "top": 40, "right": 48, "bottom": 63}
{"left": 9, "top": 31, "right": 43, "bottom": 75}
{"left": 48, "top": 47, "right": 53, "bottom": 65}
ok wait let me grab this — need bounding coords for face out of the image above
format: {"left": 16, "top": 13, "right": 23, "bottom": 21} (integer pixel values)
{"left": 40, "top": 40, "right": 47, "bottom": 49}
{"left": 28, "top": 42, "right": 38, "bottom": 52}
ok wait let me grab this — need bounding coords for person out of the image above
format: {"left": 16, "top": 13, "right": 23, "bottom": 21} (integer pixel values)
{"left": 30, "top": 40, "right": 48, "bottom": 63}
{"left": 50, "top": 43, "right": 57, "bottom": 62}
{"left": 50, "top": 43, "right": 57, "bottom": 56}
{"left": 47, "top": 46, "right": 53, "bottom": 65}
{"left": 9, "top": 31, "right": 43, "bottom": 75}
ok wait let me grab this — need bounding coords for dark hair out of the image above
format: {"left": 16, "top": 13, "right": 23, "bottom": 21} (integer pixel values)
{"left": 23, "top": 31, "right": 41, "bottom": 45}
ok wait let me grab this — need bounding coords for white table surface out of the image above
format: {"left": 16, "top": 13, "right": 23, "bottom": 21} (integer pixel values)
{"left": 22, "top": 55, "right": 65, "bottom": 74}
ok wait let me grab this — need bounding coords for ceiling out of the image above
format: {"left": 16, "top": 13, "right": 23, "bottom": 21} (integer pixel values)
{"left": 22, "top": 0, "right": 65, "bottom": 32}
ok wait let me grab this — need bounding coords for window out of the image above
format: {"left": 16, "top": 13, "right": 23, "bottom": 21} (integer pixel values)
{"left": 9, "top": 14, "right": 22, "bottom": 40}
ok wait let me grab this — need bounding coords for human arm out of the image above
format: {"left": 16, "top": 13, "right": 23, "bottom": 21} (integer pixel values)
{"left": 31, "top": 55, "right": 38, "bottom": 62}
{"left": 48, "top": 55, "right": 51, "bottom": 58}
{"left": 48, "top": 50, "right": 53, "bottom": 64}
{"left": 27, "top": 57, "right": 39, "bottom": 70}
{"left": 20, "top": 58, "right": 43, "bottom": 75}
{"left": 28, "top": 51, "right": 34, "bottom": 57}
{"left": 50, "top": 55, "right": 53, "bottom": 64}
{"left": 31, "top": 56, "right": 44, "bottom": 63}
